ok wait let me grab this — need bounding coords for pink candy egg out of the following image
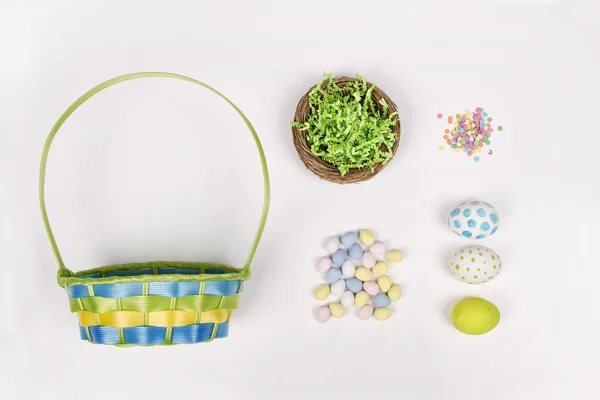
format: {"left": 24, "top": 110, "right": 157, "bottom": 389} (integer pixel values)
{"left": 316, "top": 306, "right": 331, "bottom": 323}
{"left": 357, "top": 304, "right": 374, "bottom": 320}
{"left": 369, "top": 241, "right": 386, "bottom": 255}
{"left": 362, "top": 251, "right": 376, "bottom": 269}
{"left": 318, "top": 257, "right": 332, "bottom": 273}
{"left": 363, "top": 281, "right": 380, "bottom": 296}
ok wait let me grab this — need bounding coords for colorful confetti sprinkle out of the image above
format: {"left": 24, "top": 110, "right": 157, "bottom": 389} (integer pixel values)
{"left": 438, "top": 107, "right": 501, "bottom": 159}
{"left": 497, "top": 125, "right": 503, "bottom": 131}
{"left": 437, "top": 113, "right": 443, "bottom": 119}
{"left": 439, "top": 145, "right": 444, "bottom": 151}
{"left": 488, "top": 150, "right": 493, "bottom": 155}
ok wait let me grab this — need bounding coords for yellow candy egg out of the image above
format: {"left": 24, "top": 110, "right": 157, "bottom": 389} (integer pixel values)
{"left": 355, "top": 267, "right": 373, "bottom": 282}
{"left": 451, "top": 297, "right": 500, "bottom": 335}
{"left": 387, "top": 284, "right": 402, "bottom": 301}
{"left": 329, "top": 302, "right": 346, "bottom": 318}
{"left": 374, "top": 307, "right": 392, "bottom": 321}
{"left": 377, "top": 275, "right": 392, "bottom": 292}
{"left": 372, "top": 261, "right": 389, "bottom": 275}
{"left": 359, "top": 229, "right": 376, "bottom": 246}
{"left": 385, "top": 249, "right": 403, "bottom": 263}
{"left": 354, "top": 291, "right": 370, "bottom": 307}
{"left": 314, "top": 284, "right": 330, "bottom": 301}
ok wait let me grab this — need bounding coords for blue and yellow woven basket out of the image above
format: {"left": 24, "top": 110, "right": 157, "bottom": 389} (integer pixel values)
{"left": 39, "top": 72, "right": 270, "bottom": 346}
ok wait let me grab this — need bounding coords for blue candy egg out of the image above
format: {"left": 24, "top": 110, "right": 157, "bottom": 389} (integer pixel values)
{"left": 374, "top": 293, "right": 391, "bottom": 307}
{"left": 340, "top": 231, "right": 358, "bottom": 247}
{"left": 331, "top": 249, "right": 347, "bottom": 266}
{"left": 346, "top": 278, "right": 363, "bottom": 293}
{"left": 325, "top": 267, "right": 342, "bottom": 284}
{"left": 348, "top": 243, "right": 363, "bottom": 260}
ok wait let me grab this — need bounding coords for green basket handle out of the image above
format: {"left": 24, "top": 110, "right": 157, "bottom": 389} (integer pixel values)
{"left": 39, "top": 72, "right": 270, "bottom": 279}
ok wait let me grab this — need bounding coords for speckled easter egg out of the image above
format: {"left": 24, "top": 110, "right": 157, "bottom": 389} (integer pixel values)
{"left": 448, "top": 200, "right": 500, "bottom": 239}
{"left": 449, "top": 245, "right": 502, "bottom": 284}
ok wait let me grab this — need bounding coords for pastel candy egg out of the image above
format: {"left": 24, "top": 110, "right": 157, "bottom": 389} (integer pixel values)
{"left": 369, "top": 241, "right": 386, "bottom": 255}
{"left": 340, "top": 291, "right": 355, "bottom": 308}
{"left": 341, "top": 231, "right": 358, "bottom": 247}
{"left": 318, "top": 257, "right": 332, "bottom": 273}
{"left": 316, "top": 306, "right": 331, "bottom": 323}
{"left": 363, "top": 281, "right": 380, "bottom": 296}
{"left": 448, "top": 200, "right": 500, "bottom": 240}
{"left": 325, "top": 267, "right": 342, "bottom": 284}
{"left": 451, "top": 297, "right": 500, "bottom": 335}
{"left": 374, "top": 307, "right": 392, "bottom": 321}
{"left": 374, "top": 293, "right": 391, "bottom": 308}
{"left": 385, "top": 249, "right": 403, "bottom": 263}
{"left": 327, "top": 236, "right": 341, "bottom": 253}
{"left": 345, "top": 278, "right": 363, "bottom": 293}
{"left": 387, "top": 284, "right": 402, "bottom": 301}
{"left": 357, "top": 304, "right": 374, "bottom": 320}
{"left": 355, "top": 266, "right": 373, "bottom": 282}
{"left": 348, "top": 243, "right": 363, "bottom": 260}
{"left": 448, "top": 245, "right": 502, "bottom": 284}
{"left": 329, "top": 302, "right": 346, "bottom": 318}
{"left": 331, "top": 249, "right": 347, "bottom": 266}
{"left": 354, "top": 291, "right": 370, "bottom": 307}
{"left": 359, "top": 229, "right": 376, "bottom": 246}
{"left": 330, "top": 280, "right": 346, "bottom": 296}
{"left": 314, "top": 284, "right": 330, "bottom": 300}
{"left": 341, "top": 260, "right": 356, "bottom": 278}
{"left": 362, "top": 251, "right": 377, "bottom": 269}
{"left": 377, "top": 275, "right": 392, "bottom": 292}
{"left": 372, "top": 261, "right": 389, "bottom": 275}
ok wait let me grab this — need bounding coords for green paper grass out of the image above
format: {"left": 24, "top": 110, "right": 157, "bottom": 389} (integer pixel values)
{"left": 292, "top": 74, "right": 399, "bottom": 176}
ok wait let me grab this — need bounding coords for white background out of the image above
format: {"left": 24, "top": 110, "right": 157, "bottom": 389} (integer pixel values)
{"left": 1, "top": 0, "right": 599, "bottom": 399}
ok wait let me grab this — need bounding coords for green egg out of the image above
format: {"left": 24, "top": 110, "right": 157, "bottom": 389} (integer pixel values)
{"left": 451, "top": 297, "right": 500, "bottom": 335}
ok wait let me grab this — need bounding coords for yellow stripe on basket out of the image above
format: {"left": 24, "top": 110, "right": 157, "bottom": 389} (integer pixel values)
{"left": 77, "top": 309, "right": 231, "bottom": 328}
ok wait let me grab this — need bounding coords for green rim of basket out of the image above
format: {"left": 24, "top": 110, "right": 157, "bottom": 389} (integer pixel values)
{"left": 40, "top": 72, "right": 270, "bottom": 287}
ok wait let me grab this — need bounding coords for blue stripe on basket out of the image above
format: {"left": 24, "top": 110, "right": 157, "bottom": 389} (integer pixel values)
{"left": 93, "top": 283, "right": 144, "bottom": 298}
{"left": 69, "top": 285, "right": 91, "bottom": 298}
{"left": 68, "top": 277, "right": 241, "bottom": 299}
{"left": 171, "top": 322, "right": 229, "bottom": 344}
{"left": 77, "top": 323, "right": 230, "bottom": 345}
{"left": 87, "top": 326, "right": 120, "bottom": 345}
{"left": 204, "top": 280, "right": 242, "bottom": 296}
{"left": 158, "top": 268, "right": 201, "bottom": 275}
{"left": 123, "top": 326, "right": 167, "bottom": 345}
{"left": 148, "top": 281, "right": 200, "bottom": 297}
{"left": 216, "top": 322, "right": 229, "bottom": 337}
{"left": 79, "top": 273, "right": 103, "bottom": 279}
{"left": 106, "top": 268, "right": 154, "bottom": 277}
{"left": 205, "top": 269, "right": 229, "bottom": 274}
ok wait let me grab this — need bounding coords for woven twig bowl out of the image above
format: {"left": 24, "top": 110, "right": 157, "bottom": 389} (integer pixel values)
{"left": 292, "top": 76, "right": 401, "bottom": 184}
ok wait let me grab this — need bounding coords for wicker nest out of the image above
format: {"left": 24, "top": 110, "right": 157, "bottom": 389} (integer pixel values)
{"left": 292, "top": 76, "right": 401, "bottom": 184}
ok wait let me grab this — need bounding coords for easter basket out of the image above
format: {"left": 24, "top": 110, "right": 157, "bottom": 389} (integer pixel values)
{"left": 292, "top": 76, "right": 401, "bottom": 184}
{"left": 39, "top": 72, "right": 270, "bottom": 346}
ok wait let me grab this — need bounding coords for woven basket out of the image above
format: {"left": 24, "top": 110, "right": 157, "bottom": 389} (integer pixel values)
{"left": 39, "top": 72, "right": 270, "bottom": 346}
{"left": 292, "top": 76, "right": 401, "bottom": 184}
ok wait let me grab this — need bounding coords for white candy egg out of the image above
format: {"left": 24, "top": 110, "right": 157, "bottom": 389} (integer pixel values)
{"left": 448, "top": 245, "right": 502, "bottom": 284}
{"left": 448, "top": 200, "right": 500, "bottom": 240}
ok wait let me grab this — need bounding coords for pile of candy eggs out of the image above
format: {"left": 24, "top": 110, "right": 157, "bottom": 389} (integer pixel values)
{"left": 315, "top": 230, "right": 403, "bottom": 322}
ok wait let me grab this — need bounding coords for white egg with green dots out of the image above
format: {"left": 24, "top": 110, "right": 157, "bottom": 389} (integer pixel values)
{"left": 448, "top": 200, "right": 499, "bottom": 239}
{"left": 449, "top": 245, "right": 502, "bottom": 284}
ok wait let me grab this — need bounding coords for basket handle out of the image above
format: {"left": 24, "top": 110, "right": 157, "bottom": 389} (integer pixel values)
{"left": 39, "top": 72, "right": 270, "bottom": 279}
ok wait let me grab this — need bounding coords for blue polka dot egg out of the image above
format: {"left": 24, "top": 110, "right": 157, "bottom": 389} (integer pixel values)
{"left": 448, "top": 200, "right": 499, "bottom": 240}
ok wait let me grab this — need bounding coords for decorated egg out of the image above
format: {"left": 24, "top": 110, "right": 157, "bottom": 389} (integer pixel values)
{"left": 451, "top": 297, "right": 500, "bottom": 335}
{"left": 448, "top": 200, "right": 499, "bottom": 239}
{"left": 448, "top": 245, "right": 502, "bottom": 284}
